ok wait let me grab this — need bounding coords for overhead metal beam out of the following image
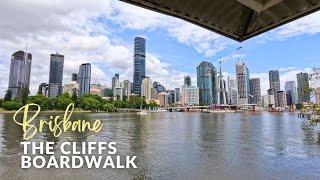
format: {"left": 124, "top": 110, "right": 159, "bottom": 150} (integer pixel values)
{"left": 237, "top": 0, "right": 284, "bottom": 12}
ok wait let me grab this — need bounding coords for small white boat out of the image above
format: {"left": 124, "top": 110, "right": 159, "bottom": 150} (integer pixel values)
{"left": 137, "top": 111, "right": 148, "bottom": 115}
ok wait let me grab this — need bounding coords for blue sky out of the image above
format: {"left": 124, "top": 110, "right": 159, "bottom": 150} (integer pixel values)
{"left": 0, "top": 0, "right": 319, "bottom": 96}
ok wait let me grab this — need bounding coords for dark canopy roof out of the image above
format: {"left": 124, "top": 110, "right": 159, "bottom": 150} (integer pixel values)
{"left": 120, "top": 0, "right": 320, "bottom": 41}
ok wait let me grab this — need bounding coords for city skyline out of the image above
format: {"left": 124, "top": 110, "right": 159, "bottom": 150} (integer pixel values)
{"left": 0, "top": 0, "right": 319, "bottom": 98}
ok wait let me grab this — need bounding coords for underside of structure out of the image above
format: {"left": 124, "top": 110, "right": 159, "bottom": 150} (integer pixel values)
{"left": 120, "top": 0, "right": 320, "bottom": 41}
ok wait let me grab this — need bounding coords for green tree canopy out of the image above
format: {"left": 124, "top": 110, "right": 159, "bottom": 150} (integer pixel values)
{"left": 2, "top": 101, "right": 21, "bottom": 110}
{"left": 28, "top": 94, "right": 50, "bottom": 110}
{"left": 4, "top": 90, "right": 12, "bottom": 102}
{"left": 56, "top": 93, "right": 75, "bottom": 110}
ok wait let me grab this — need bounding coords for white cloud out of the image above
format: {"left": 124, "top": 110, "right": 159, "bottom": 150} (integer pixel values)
{"left": 107, "top": 0, "right": 233, "bottom": 57}
{"left": 0, "top": 0, "right": 191, "bottom": 97}
{"left": 260, "top": 11, "right": 320, "bottom": 41}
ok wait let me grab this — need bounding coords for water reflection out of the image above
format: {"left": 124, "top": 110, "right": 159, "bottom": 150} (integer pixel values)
{"left": 0, "top": 112, "right": 319, "bottom": 179}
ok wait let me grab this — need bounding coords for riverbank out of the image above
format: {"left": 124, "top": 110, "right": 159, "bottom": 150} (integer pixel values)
{"left": 0, "top": 108, "right": 142, "bottom": 114}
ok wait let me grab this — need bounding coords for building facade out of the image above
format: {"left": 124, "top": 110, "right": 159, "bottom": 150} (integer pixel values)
{"left": 227, "top": 76, "right": 238, "bottom": 105}
{"left": 48, "top": 83, "right": 59, "bottom": 98}
{"left": 133, "top": 37, "right": 146, "bottom": 95}
{"left": 181, "top": 85, "right": 199, "bottom": 106}
{"left": 8, "top": 51, "right": 32, "bottom": 99}
{"left": 297, "top": 72, "right": 310, "bottom": 103}
{"left": 276, "top": 90, "right": 287, "bottom": 108}
{"left": 249, "top": 78, "right": 261, "bottom": 105}
{"left": 49, "top": 53, "right": 64, "bottom": 95}
{"left": 284, "top": 81, "right": 298, "bottom": 104}
{"left": 236, "top": 62, "right": 249, "bottom": 105}
{"left": 184, "top": 76, "right": 191, "bottom": 86}
{"left": 197, "top": 61, "right": 217, "bottom": 105}
{"left": 63, "top": 81, "right": 78, "bottom": 96}
{"left": 78, "top": 63, "right": 91, "bottom": 96}
{"left": 262, "top": 95, "right": 275, "bottom": 108}
{"left": 38, "top": 83, "right": 48, "bottom": 96}
{"left": 157, "top": 92, "right": 168, "bottom": 107}
{"left": 141, "top": 77, "right": 152, "bottom": 100}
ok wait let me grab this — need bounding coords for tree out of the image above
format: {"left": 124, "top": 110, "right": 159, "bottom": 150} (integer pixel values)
{"left": 78, "top": 94, "right": 103, "bottom": 111}
{"left": 4, "top": 90, "right": 12, "bottom": 102}
{"left": 2, "top": 101, "right": 21, "bottom": 110}
{"left": 21, "top": 87, "right": 29, "bottom": 105}
{"left": 71, "top": 89, "right": 78, "bottom": 104}
{"left": 102, "top": 103, "right": 116, "bottom": 112}
{"left": 112, "top": 100, "right": 128, "bottom": 108}
{"left": 56, "top": 93, "right": 74, "bottom": 110}
{"left": 28, "top": 94, "right": 50, "bottom": 110}
{"left": 147, "top": 100, "right": 158, "bottom": 109}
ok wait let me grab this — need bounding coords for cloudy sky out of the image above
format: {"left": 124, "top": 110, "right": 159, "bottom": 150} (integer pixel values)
{"left": 0, "top": 0, "right": 319, "bottom": 97}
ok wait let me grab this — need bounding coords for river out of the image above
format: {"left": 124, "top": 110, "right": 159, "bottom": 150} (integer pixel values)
{"left": 0, "top": 112, "right": 320, "bottom": 180}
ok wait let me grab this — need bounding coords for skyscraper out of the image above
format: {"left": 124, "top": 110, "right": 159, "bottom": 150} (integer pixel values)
{"left": 316, "top": 87, "right": 320, "bottom": 105}
{"left": 184, "top": 76, "right": 191, "bottom": 86}
{"left": 49, "top": 53, "right": 64, "bottom": 95}
{"left": 269, "top": 70, "right": 280, "bottom": 91}
{"left": 181, "top": 85, "right": 199, "bottom": 106}
{"left": 38, "top": 83, "right": 48, "bottom": 96}
{"left": 297, "top": 72, "right": 310, "bottom": 103}
{"left": 217, "top": 63, "right": 227, "bottom": 105}
{"left": 268, "top": 70, "right": 281, "bottom": 107}
{"left": 78, "top": 63, "right": 91, "bottom": 96}
{"left": 141, "top": 77, "right": 152, "bottom": 99}
{"left": 236, "top": 62, "right": 249, "bottom": 105}
{"left": 112, "top": 73, "right": 120, "bottom": 92}
{"left": 122, "top": 80, "right": 131, "bottom": 100}
{"left": 8, "top": 51, "right": 32, "bottom": 99}
{"left": 175, "top": 88, "right": 180, "bottom": 102}
{"left": 71, "top": 73, "right": 78, "bottom": 81}
{"left": 249, "top": 78, "right": 261, "bottom": 105}
{"left": 284, "top": 81, "right": 298, "bottom": 104}
{"left": 197, "top": 61, "right": 217, "bottom": 105}
{"left": 227, "top": 76, "right": 237, "bottom": 105}
{"left": 133, "top": 37, "right": 146, "bottom": 95}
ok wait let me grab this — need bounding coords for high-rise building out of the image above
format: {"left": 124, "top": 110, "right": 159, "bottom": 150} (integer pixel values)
{"left": 268, "top": 70, "right": 281, "bottom": 106}
{"left": 166, "top": 90, "right": 176, "bottom": 104}
{"left": 157, "top": 92, "right": 168, "bottom": 107}
{"left": 71, "top": 73, "right": 78, "bottom": 81}
{"left": 141, "top": 77, "right": 152, "bottom": 99}
{"left": 63, "top": 81, "right": 78, "bottom": 96}
{"left": 227, "top": 76, "right": 237, "bottom": 105}
{"left": 236, "top": 62, "right": 249, "bottom": 105}
{"left": 297, "top": 72, "right": 310, "bottom": 103}
{"left": 276, "top": 90, "right": 287, "bottom": 108}
{"left": 175, "top": 88, "right": 180, "bottom": 102}
{"left": 48, "top": 83, "right": 59, "bottom": 98}
{"left": 285, "top": 81, "right": 298, "bottom": 104}
{"left": 156, "top": 84, "right": 166, "bottom": 93}
{"left": 217, "top": 64, "right": 227, "bottom": 105}
{"left": 8, "top": 51, "right": 32, "bottom": 99}
{"left": 78, "top": 63, "right": 91, "bottom": 96}
{"left": 151, "top": 87, "right": 157, "bottom": 100}
{"left": 49, "top": 53, "right": 64, "bottom": 95}
{"left": 114, "top": 87, "right": 123, "bottom": 100}
{"left": 112, "top": 73, "right": 120, "bottom": 92}
{"left": 249, "top": 78, "right": 261, "bottom": 105}
{"left": 38, "top": 83, "right": 48, "bottom": 96}
{"left": 181, "top": 85, "right": 199, "bottom": 106}
{"left": 133, "top": 37, "right": 146, "bottom": 95}
{"left": 262, "top": 95, "right": 275, "bottom": 108}
{"left": 122, "top": 80, "right": 131, "bottom": 100}
{"left": 184, "top": 76, "right": 191, "bottom": 86}
{"left": 269, "top": 70, "right": 280, "bottom": 91}
{"left": 197, "top": 61, "right": 217, "bottom": 105}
